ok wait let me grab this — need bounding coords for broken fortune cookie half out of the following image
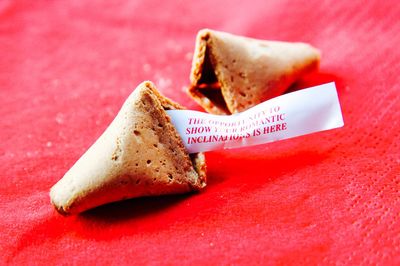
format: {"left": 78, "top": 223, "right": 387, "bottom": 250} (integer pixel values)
{"left": 50, "top": 81, "right": 206, "bottom": 215}
{"left": 188, "top": 29, "right": 321, "bottom": 115}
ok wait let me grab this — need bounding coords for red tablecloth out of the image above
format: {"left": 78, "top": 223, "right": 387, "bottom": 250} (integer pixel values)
{"left": 1, "top": 0, "right": 399, "bottom": 264}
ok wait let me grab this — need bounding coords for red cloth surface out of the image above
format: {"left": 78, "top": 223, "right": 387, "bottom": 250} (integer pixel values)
{"left": 1, "top": 0, "right": 399, "bottom": 264}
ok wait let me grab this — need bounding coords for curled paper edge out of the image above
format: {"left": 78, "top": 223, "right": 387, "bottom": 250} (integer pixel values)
{"left": 167, "top": 82, "right": 344, "bottom": 153}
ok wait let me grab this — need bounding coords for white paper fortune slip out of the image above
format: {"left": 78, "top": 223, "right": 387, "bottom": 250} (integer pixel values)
{"left": 167, "top": 82, "right": 344, "bottom": 153}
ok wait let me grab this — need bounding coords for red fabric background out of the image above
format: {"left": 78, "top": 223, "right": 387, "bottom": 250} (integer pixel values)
{"left": 1, "top": 0, "right": 399, "bottom": 264}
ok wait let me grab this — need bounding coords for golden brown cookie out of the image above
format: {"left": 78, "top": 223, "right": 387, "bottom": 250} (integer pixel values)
{"left": 50, "top": 81, "right": 206, "bottom": 215}
{"left": 188, "top": 29, "right": 321, "bottom": 114}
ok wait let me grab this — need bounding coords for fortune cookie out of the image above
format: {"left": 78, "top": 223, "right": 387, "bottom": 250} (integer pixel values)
{"left": 188, "top": 29, "right": 321, "bottom": 115}
{"left": 50, "top": 81, "right": 206, "bottom": 215}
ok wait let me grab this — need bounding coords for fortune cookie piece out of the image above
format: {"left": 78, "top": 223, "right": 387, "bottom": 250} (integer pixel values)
{"left": 188, "top": 29, "right": 321, "bottom": 115}
{"left": 50, "top": 81, "right": 206, "bottom": 215}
